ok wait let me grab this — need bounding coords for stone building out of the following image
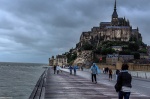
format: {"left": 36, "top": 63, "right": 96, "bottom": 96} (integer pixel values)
{"left": 106, "top": 54, "right": 134, "bottom": 65}
{"left": 76, "top": 0, "right": 142, "bottom": 49}
{"left": 56, "top": 55, "right": 67, "bottom": 66}
{"left": 49, "top": 55, "right": 67, "bottom": 66}
{"left": 147, "top": 46, "right": 150, "bottom": 58}
{"left": 49, "top": 56, "right": 55, "bottom": 66}
{"left": 112, "top": 46, "right": 122, "bottom": 51}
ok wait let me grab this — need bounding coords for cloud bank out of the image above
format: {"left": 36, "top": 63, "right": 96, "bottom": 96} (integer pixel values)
{"left": 0, "top": 0, "right": 150, "bottom": 63}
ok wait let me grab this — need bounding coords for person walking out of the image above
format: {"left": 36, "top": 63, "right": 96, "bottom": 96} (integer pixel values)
{"left": 73, "top": 65, "right": 77, "bottom": 75}
{"left": 103, "top": 67, "right": 105, "bottom": 73}
{"left": 81, "top": 66, "right": 83, "bottom": 71}
{"left": 115, "top": 64, "right": 132, "bottom": 99}
{"left": 53, "top": 65, "right": 56, "bottom": 74}
{"left": 116, "top": 69, "right": 120, "bottom": 81}
{"left": 69, "top": 65, "right": 73, "bottom": 75}
{"left": 108, "top": 69, "right": 113, "bottom": 81}
{"left": 90, "top": 63, "right": 98, "bottom": 84}
{"left": 56, "top": 65, "right": 61, "bottom": 74}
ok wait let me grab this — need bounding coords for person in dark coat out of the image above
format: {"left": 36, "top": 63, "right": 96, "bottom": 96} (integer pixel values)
{"left": 108, "top": 69, "right": 113, "bottom": 81}
{"left": 116, "top": 69, "right": 120, "bottom": 81}
{"left": 115, "top": 64, "right": 132, "bottom": 99}
{"left": 53, "top": 65, "right": 56, "bottom": 74}
{"left": 81, "top": 66, "right": 83, "bottom": 71}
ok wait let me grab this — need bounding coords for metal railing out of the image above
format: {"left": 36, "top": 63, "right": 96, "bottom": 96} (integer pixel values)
{"left": 83, "top": 68, "right": 150, "bottom": 79}
{"left": 29, "top": 68, "right": 48, "bottom": 99}
{"left": 129, "top": 71, "right": 150, "bottom": 79}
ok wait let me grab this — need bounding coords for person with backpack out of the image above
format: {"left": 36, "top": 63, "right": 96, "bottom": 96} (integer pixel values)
{"left": 90, "top": 63, "right": 98, "bottom": 84}
{"left": 115, "top": 64, "right": 132, "bottom": 99}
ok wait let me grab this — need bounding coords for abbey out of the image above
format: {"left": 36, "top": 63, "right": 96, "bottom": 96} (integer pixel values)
{"left": 77, "top": 0, "right": 142, "bottom": 48}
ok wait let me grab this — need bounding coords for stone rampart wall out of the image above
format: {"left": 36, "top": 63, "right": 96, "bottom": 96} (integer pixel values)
{"left": 96, "top": 63, "right": 150, "bottom": 71}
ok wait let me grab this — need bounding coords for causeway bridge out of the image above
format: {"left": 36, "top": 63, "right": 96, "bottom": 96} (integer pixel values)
{"left": 29, "top": 67, "right": 150, "bottom": 99}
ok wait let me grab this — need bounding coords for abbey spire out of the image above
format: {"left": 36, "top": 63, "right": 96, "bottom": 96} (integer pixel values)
{"left": 112, "top": 0, "right": 118, "bottom": 18}
{"left": 111, "top": 0, "right": 118, "bottom": 26}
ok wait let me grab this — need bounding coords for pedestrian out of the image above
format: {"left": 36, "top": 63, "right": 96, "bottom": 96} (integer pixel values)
{"left": 90, "top": 63, "right": 98, "bottom": 84}
{"left": 81, "top": 66, "right": 83, "bottom": 71}
{"left": 115, "top": 64, "right": 132, "bottom": 99}
{"left": 53, "top": 65, "right": 56, "bottom": 74}
{"left": 69, "top": 65, "right": 73, "bottom": 75}
{"left": 56, "top": 65, "right": 60, "bottom": 74}
{"left": 105, "top": 67, "right": 109, "bottom": 74}
{"left": 103, "top": 67, "right": 105, "bottom": 73}
{"left": 116, "top": 69, "right": 120, "bottom": 81}
{"left": 108, "top": 69, "right": 113, "bottom": 81}
{"left": 73, "top": 65, "right": 77, "bottom": 75}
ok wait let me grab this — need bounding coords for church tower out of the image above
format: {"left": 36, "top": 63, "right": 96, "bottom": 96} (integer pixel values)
{"left": 111, "top": 0, "right": 118, "bottom": 26}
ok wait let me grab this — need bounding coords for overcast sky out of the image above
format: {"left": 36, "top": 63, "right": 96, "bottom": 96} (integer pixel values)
{"left": 0, "top": 0, "right": 150, "bottom": 63}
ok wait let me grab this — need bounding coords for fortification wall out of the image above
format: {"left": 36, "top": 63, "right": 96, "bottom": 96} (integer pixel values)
{"left": 96, "top": 63, "right": 150, "bottom": 71}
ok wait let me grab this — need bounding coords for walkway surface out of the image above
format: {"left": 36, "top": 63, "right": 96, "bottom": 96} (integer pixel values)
{"left": 45, "top": 68, "right": 150, "bottom": 99}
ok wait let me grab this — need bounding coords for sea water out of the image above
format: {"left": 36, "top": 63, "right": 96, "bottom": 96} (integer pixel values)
{"left": 0, "top": 62, "right": 47, "bottom": 99}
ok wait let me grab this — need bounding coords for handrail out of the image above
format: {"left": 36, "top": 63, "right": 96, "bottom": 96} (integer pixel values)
{"left": 29, "top": 68, "right": 48, "bottom": 99}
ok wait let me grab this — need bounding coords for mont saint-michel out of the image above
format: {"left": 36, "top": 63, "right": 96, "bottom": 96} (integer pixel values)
{"left": 77, "top": 0, "right": 141, "bottom": 47}
{"left": 49, "top": 0, "right": 149, "bottom": 69}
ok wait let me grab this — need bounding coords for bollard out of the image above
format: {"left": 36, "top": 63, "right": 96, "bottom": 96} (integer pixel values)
{"left": 137, "top": 72, "right": 138, "bottom": 78}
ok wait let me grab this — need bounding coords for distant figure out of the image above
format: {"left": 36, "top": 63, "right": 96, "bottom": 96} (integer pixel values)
{"left": 116, "top": 69, "right": 120, "bottom": 81}
{"left": 53, "top": 65, "right": 56, "bottom": 74}
{"left": 81, "top": 66, "right": 83, "bottom": 71}
{"left": 90, "top": 63, "right": 98, "bottom": 84}
{"left": 105, "top": 67, "right": 109, "bottom": 74}
{"left": 56, "top": 65, "right": 61, "bottom": 74}
{"left": 69, "top": 66, "right": 73, "bottom": 75}
{"left": 108, "top": 69, "right": 113, "bottom": 81}
{"left": 103, "top": 67, "right": 105, "bottom": 73}
{"left": 73, "top": 65, "right": 77, "bottom": 75}
{"left": 115, "top": 64, "right": 132, "bottom": 99}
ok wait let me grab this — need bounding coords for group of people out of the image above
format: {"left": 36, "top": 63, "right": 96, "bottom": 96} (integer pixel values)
{"left": 53, "top": 63, "right": 132, "bottom": 99}
{"left": 53, "top": 65, "right": 62, "bottom": 74}
{"left": 90, "top": 63, "right": 132, "bottom": 99}
{"left": 68, "top": 65, "right": 78, "bottom": 75}
{"left": 53, "top": 65, "right": 82, "bottom": 75}
{"left": 102, "top": 67, "right": 120, "bottom": 81}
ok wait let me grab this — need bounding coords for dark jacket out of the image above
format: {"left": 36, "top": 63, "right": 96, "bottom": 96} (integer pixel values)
{"left": 116, "top": 70, "right": 120, "bottom": 75}
{"left": 54, "top": 66, "right": 56, "bottom": 70}
{"left": 117, "top": 71, "right": 132, "bottom": 88}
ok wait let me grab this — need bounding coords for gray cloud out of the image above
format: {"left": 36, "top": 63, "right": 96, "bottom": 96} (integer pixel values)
{"left": 0, "top": 0, "right": 150, "bottom": 63}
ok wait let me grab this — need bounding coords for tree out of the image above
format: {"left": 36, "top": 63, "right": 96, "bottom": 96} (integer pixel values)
{"left": 82, "top": 42, "right": 93, "bottom": 50}
{"left": 119, "top": 50, "right": 131, "bottom": 55}
{"left": 101, "top": 48, "right": 116, "bottom": 55}
{"left": 131, "top": 52, "right": 140, "bottom": 59}
{"left": 129, "top": 36, "right": 137, "bottom": 42}
{"left": 138, "top": 48, "right": 147, "bottom": 53}
{"left": 128, "top": 43, "right": 139, "bottom": 51}
{"left": 66, "top": 52, "right": 77, "bottom": 63}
